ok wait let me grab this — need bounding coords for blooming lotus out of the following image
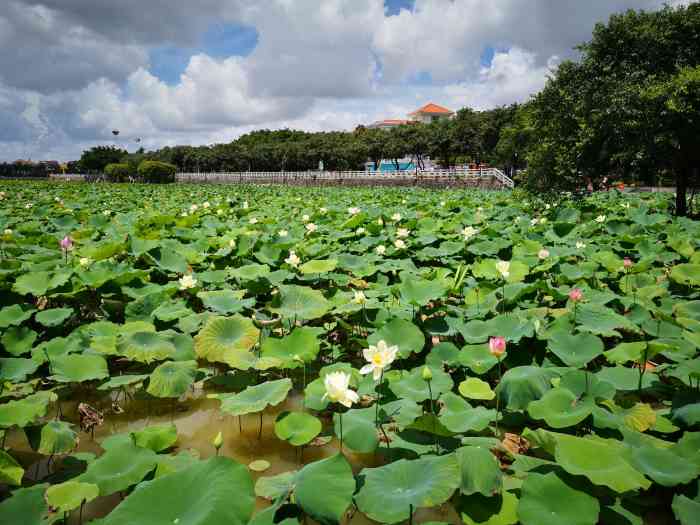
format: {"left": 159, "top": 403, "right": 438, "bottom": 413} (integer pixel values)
{"left": 3, "top": 229, "right": 12, "bottom": 236}
{"left": 305, "top": 223, "right": 317, "bottom": 233}
{"left": 394, "top": 239, "right": 406, "bottom": 249}
{"left": 569, "top": 288, "right": 583, "bottom": 302}
{"left": 79, "top": 257, "right": 91, "bottom": 267}
{"left": 25, "top": 203, "right": 33, "bottom": 209}
{"left": 595, "top": 215, "right": 606, "bottom": 223}
{"left": 356, "top": 227, "right": 365, "bottom": 235}
{"left": 285, "top": 251, "right": 301, "bottom": 267}
{"left": 530, "top": 218, "right": 538, "bottom": 226}
{"left": 103, "top": 210, "right": 111, "bottom": 216}
{"left": 352, "top": 290, "right": 367, "bottom": 305}
{"left": 348, "top": 207, "right": 360, "bottom": 215}
{"left": 202, "top": 202, "right": 210, "bottom": 209}
{"left": 576, "top": 241, "right": 586, "bottom": 249}
{"left": 396, "top": 228, "right": 409, "bottom": 238}
{"left": 319, "top": 207, "right": 327, "bottom": 214}
{"left": 462, "top": 226, "right": 477, "bottom": 240}
{"left": 495, "top": 260, "right": 510, "bottom": 279}
{"left": 190, "top": 204, "right": 198, "bottom": 212}
{"left": 375, "top": 245, "right": 386, "bottom": 255}
{"left": 360, "top": 340, "right": 398, "bottom": 380}
{"left": 242, "top": 201, "right": 249, "bottom": 209}
{"left": 302, "top": 214, "right": 310, "bottom": 222}
{"left": 391, "top": 213, "right": 402, "bottom": 222}
{"left": 179, "top": 274, "right": 197, "bottom": 290}
{"left": 538, "top": 249, "right": 550, "bottom": 260}
{"left": 489, "top": 336, "right": 506, "bottom": 357}
{"left": 278, "top": 230, "right": 289, "bottom": 238}
{"left": 249, "top": 217, "right": 258, "bottom": 224}
{"left": 322, "top": 372, "right": 358, "bottom": 408}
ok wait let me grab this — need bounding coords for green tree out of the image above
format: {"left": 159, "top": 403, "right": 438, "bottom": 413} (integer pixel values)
{"left": 79, "top": 146, "right": 128, "bottom": 173}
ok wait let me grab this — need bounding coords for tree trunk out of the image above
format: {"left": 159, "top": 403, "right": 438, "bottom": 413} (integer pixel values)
{"left": 676, "top": 165, "right": 688, "bottom": 217}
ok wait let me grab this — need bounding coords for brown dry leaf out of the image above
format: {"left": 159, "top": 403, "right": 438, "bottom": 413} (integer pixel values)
{"left": 500, "top": 432, "right": 529, "bottom": 456}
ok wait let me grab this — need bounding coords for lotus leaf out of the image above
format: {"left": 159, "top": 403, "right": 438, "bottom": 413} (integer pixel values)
{"left": 211, "top": 378, "right": 292, "bottom": 416}
{"left": 271, "top": 285, "right": 330, "bottom": 320}
{"left": 45, "top": 481, "right": 99, "bottom": 513}
{"left": 439, "top": 392, "right": 496, "bottom": 433}
{"left": 35, "top": 308, "right": 73, "bottom": 327}
{"left": 0, "top": 484, "right": 55, "bottom": 525}
{"left": 194, "top": 315, "right": 259, "bottom": 368}
{"left": 78, "top": 440, "right": 157, "bottom": 496}
{"left": 496, "top": 366, "right": 557, "bottom": 411}
{"left": 389, "top": 365, "right": 453, "bottom": 402}
{"left": 368, "top": 317, "right": 425, "bottom": 358}
{"left": 456, "top": 446, "right": 502, "bottom": 496}
{"left": 332, "top": 407, "right": 378, "bottom": 453}
{"left": 50, "top": 353, "right": 109, "bottom": 382}
{"left": 274, "top": 411, "right": 322, "bottom": 446}
{"left": 131, "top": 423, "right": 178, "bottom": 452}
{"left": 518, "top": 472, "right": 599, "bottom": 525}
{"left": 0, "top": 391, "right": 57, "bottom": 428}
{"left": 295, "top": 453, "right": 355, "bottom": 525}
{"left": 459, "top": 377, "right": 495, "bottom": 400}
{"left": 146, "top": 360, "right": 197, "bottom": 398}
{"left": 0, "top": 449, "right": 23, "bottom": 485}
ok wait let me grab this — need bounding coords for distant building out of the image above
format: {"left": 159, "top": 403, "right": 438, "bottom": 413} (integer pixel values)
{"left": 366, "top": 102, "right": 453, "bottom": 129}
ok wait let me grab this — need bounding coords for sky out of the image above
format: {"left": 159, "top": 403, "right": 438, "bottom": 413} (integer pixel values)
{"left": 0, "top": 0, "right": 689, "bottom": 161}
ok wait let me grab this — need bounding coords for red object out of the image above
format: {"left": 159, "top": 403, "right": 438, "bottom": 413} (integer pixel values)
{"left": 489, "top": 336, "right": 506, "bottom": 357}
{"left": 618, "top": 182, "right": 625, "bottom": 190}
{"left": 569, "top": 288, "right": 583, "bottom": 302}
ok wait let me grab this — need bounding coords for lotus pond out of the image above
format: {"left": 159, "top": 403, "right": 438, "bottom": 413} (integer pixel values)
{"left": 0, "top": 181, "right": 699, "bottom": 525}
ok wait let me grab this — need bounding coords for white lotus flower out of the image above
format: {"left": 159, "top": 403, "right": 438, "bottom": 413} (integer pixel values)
{"left": 180, "top": 212, "right": 188, "bottom": 217}
{"left": 322, "top": 372, "right": 358, "bottom": 408}
{"left": 319, "top": 207, "right": 328, "bottom": 214}
{"left": 103, "top": 210, "right": 111, "bottom": 216}
{"left": 352, "top": 290, "right": 367, "bottom": 305}
{"left": 538, "top": 249, "right": 550, "bottom": 260}
{"left": 530, "top": 218, "right": 538, "bottom": 226}
{"left": 595, "top": 215, "right": 606, "bottom": 223}
{"left": 440, "top": 201, "right": 446, "bottom": 207}
{"left": 375, "top": 245, "right": 386, "bottom": 255}
{"left": 394, "top": 239, "right": 406, "bottom": 249}
{"left": 462, "top": 226, "right": 477, "bottom": 240}
{"left": 391, "top": 213, "right": 402, "bottom": 222}
{"left": 360, "top": 340, "right": 399, "bottom": 380}
{"left": 348, "top": 207, "right": 360, "bottom": 215}
{"left": 228, "top": 239, "right": 236, "bottom": 248}
{"left": 0, "top": 191, "right": 5, "bottom": 199}
{"left": 25, "top": 203, "right": 33, "bottom": 209}
{"left": 397, "top": 228, "right": 409, "bottom": 238}
{"left": 576, "top": 241, "right": 586, "bottom": 249}
{"left": 377, "top": 218, "right": 384, "bottom": 226}
{"left": 249, "top": 217, "right": 258, "bottom": 224}
{"left": 302, "top": 214, "right": 310, "bottom": 222}
{"left": 190, "top": 204, "right": 198, "bottom": 212}
{"left": 79, "top": 257, "right": 91, "bottom": 267}
{"left": 242, "top": 201, "right": 249, "bottom": 209}
{"left": 179, "top": 274, "right": 197, "bottom": 290}
{"left": 278, "top": 230, "right": 288, "bottom": 237}
{"left": 496, "top": 260, "right": 510, "bottom": 279}
{"left": 356, "top": 227, "right": 365, "bottom": 235}
{"left": 3, "top": 229, "right": 12, "bottom": 236}
{"left": 305, "top": 223, "right": 317, "bottom": 233}
{"left": 545, "top": 203, "right": 551, "bottom": 210}
{"left": 202, "top": 202, "right": 210, "bottom": 209}
{"left": 285, "top": 251, "right": 301, "bottom": 267}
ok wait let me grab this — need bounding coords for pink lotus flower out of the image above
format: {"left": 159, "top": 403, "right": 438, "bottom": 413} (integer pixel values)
{"left": 489, "top": 336, "right": 506, "bottom": 357}
{"left": 623, "top": 257, "right": 633, "bottom": 269}
{"left": 59, "top": 236, "right": 73, "bottom": 252}
{"left": 569, "top": 288, "right": 583, "bottom": 302}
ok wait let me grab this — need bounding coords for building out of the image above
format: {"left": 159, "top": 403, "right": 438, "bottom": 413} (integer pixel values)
{"left": 366, "top": 102, "right": 453, "bottom": 129}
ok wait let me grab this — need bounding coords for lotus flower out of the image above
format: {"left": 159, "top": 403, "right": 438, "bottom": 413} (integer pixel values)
{"left": 3, "top": 229, "right": 12, "bottom": 236}
{"left": 569, "top": 288, "right": 583, "bottom": 302}
{"left": 179, "top": 274, "right": 197, "bottom": 290}
{"left": 375, "top": 245, "right": 386, "bottom": 255}
{"left": 538, "top": 249, "right": 550, "bottom": 260}
{"left": 352, "top": 290, "right": 367, "bottom": 305}
{"left": 322, "top": 372, "right": 358, "bottom": 408}
{"left": 360, "top": 340, "right": 398, "bottom": 380}
{"left": 103, "top": 210, "right": 111, "bottom": 216}
{"left": 394, "top": 239, "right": 406, "bottom": 249}
{"left": 623, "top": 257, "right": 633, "bottom": 269}
{"left": 305, "top": 223, "right": 317, "bottom": 233}
{"left": 228, "top": 239, "right": 236, "bottom": 248}
{"left": 302, "top": 214, "right": 310, "bottom": 222}
{"left": 242, "top": 201, "right": 249, "bottom": 209}
{"left": 462, "top": 226, "right": 477, "bottom": 240}
{"left": 595, "top": 215, "right": 606, "bottom": 223}
{"left": 59, "top": 236, "right": 73, "bottom": 252}
{"left": 348, "top": 207, "right": 361, "bottom": 215}
{"left": 285, "top": 251, "right": 301, "bottom": 267}
{"left": 495, "top": 260, "right": 510, "bottom": 279}
{"left": 396, "top": 228, "right": 410, "bottom": 238}
{"left": 202, "top": 202, "right": 210, "bottom": 209}
{"left": 576, "top": 241, "right": 586, "bottom": 249}
{"left": 356, "top": 227, "right": 365, "bottom": 235}
{"left": 190, "top": 204, "right": 198, "bottom": 212}
{"left": 278, "top": 230, "right": 288, "bottom": 237}
{"left": 79, "top": 257, "right": 91, "bottom": 267}
{"left": 489, "top": 336, "right": 506, "bottom": 357}
{"left": 391, "top": 213, "right": 402, "bottom": 222}
{"left": 249, "top": 217, "right": 258, "bottom": 224}
{"left": 319, "top": 207, "right": 327, "bottom": 214}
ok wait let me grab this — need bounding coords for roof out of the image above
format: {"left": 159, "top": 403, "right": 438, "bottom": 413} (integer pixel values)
{"left": 368, "top": 119, "right": 410, "bottom": 127}
{"left": 409, "top": 103, "right": 453, "bottom": 116}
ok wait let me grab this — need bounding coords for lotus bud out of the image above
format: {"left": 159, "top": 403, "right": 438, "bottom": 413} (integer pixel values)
{"left": 213, "top": 431, "right": 223, "bottom": 455}
{"left": 623, "top": 257, "right": 633, "bottom": 269}
{"left": 421, "top": 366, "right": 433, "bottom": 382}
{"left": 489, "top": 336, "right": 506, "bottom": 357}
{"left": 568, "top": 288, "right": 583, "bottom": 302}
{"left": 59, "top": 235, "right": 73, "bottom": 252}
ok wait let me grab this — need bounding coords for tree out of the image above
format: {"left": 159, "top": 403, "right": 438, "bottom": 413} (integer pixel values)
{"left": 79, "top": 146, "right": 128, "bottom": 173}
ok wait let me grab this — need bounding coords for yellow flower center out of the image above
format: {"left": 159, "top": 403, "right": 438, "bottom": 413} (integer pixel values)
{"left": 372, "top": 354, "right": 384, "bottom": 365}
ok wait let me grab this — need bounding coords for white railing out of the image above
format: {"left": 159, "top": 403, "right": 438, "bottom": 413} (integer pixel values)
{"left": 491, "top": 168, "right": 515, "bottom": 188}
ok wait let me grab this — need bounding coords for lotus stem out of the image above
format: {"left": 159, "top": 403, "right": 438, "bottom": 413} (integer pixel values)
{"left": 495, "top": 357, "right": 502, "bottom": 437}
{"left": 258, "top": 412, "right": 263, "bottom": 440}
{"left": 339, "top": 411, "right": 343, "bottom": 452}
{"left": 79, "top": 501, "right": 84, "bottom": 525}
{"left": 239, "top": 416, "right": 243, "bottom": 433}
{"left": 501, "top": 283, "right": 506, "bottom": 314}
{"left": 408, "top": 504, "right": 414, "bottom": 525}
{"left": 426, "top": 379, "right": 438, "bottom": 454}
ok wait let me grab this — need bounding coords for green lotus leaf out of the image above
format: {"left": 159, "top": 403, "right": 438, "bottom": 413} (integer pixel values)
{"left": 546, "top": 331, "right": 604, "bottom": 368}
{"left": 1, "top": 326, "right": 38, "bottom": 356}
{"left": 0, "top": 304, "right": 35, "bottom": 329}
{"left": 153, "top": 450, "right": 200, "bottom": 479}
{"left": 230, "top": 263, "right": 270, "bottom": 281}
{"left": 0, "top": 391, "right": 57, "bottom": 428}
{"left": 49, "top": 353, "right": 109, "bottom": 383}
{"left": 459, "top": 377, "right": 495, "bottom": 401}
{"left": 555, "top": 369, "right": 613, "bottom": 402}
{"left": 274, "top": 411, "right": 322, "bottom": 446}
{"left": 673, "top": 492, "right": 700, "bottom": 525}
{"left": 260, "top": 327, "right": 322, "bottom": 367}
{"left": 37, "top": 420, "right": 78, "bottom": 455}
{"left": 576, "top": 303, "right": 640, "bottom": 337}
{"left": 271, "top": 285, "right": 330, "bottom": 321}
{"left": 117, "top": 331, "right": 177, "bottom": 363}
{"left": 389, "top": 366, "right": 453, "bottom": 402}
{"left": 672, "top": 402, "right": 700, "bottom": 426}
{"left": 458, "top": 344, "right": 500, "bottom": 374}
{"left": 211, "top": 378, "right": 292, "bottom": 417}
{"left": 456, "top": 446, "right": 502, "bottom": 496}
{"left": 517, "top": 472, "right": 599, "bottom": 525}
{"left": 152, "top": 247, "right": 189, "bottom": 273}
{"left": 35, "top": 308, "right": 73, "bottom": 327}
{"left": 356, "top": 454, "right": 460, "bottom": 524}
{"left": 332, "top": 407, "right": 378, "bottom": 453}
{"left": 255, "top": 470, "right": 297, "bottom": 500}
{"left": 629, "top": 445, "right": 699, "bottom": 486}
{"left": 197, "top": 290, "right": 254, "bottom": 314}
{"left": 527, "top": 387, "right": 594, "bottom": 428}
{"left": 0, "top": 449, "right": 24, "bottom": 486}
{"left": 152, "top": 299, "right": 193, "bottom": 322}
{"left": 131, "top": 423, "right": 178, "bottom": 452}
{"left": 456, "top": 319, "right": 491, "bottom": 344}
{"left": 0, "top": 484, "right": 55, "bottom": 525}
{"left": 78, "top": 440, "right": 157, "bottom": 496}
{"left": 595, "top": 366, "right": 656, "bottom": 390}
{"left": 496, "top": 366, "right": 557, "bottom": 411}
{"left": 97, "top": 374, "right": 150, "bottom": 390}
{"left": 12, "top": 271, "right": 52, "bottom": 296}
{"left": 439, "top": 392, "right": 496, "bottom": 433}
{"left": 46, "top": 481, "right": 99, "bottom": 513}
{"left": 368, "top": 318, "right": 425, "bottom": 358}
{"left": 670, "top": 263, "right": 700, "bottom": 286}
{"left": 296, "top": 453, "right": 355, "bottom": 525}
{"left": 456, "top": 490, "right": 519, "bottom": 525}
{"left": 603, "top": 341, "right": 648, "bottom": 364}
{"left": 146, "top": 360, "right": 197, "bottom": 398}
{"left": 0, "top": 357, "right": 39, "bottom": 382}
{"left": 299, "top": 258, "right": 337, "bottom": 274}
{"left": 380, "top": 398, "right": 422, "bottom": 430}
{"left": 194, "top": 315, "right": 259, "bottom": 369}
{"left": 398, "top": 277, "right": 449, "bottom": 306}
{"left": 487, "top": 314, "right": 535, "bottom": 343}
{"left": 426, "top": 342, "right": 461, "bottom": 368}
{"left": 92, "top": 457, "right": 255, "bottom": 525}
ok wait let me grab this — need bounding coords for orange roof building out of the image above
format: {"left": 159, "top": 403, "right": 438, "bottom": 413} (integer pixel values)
{"left": 367, "top": 102, "right": 453, "bottom": 129}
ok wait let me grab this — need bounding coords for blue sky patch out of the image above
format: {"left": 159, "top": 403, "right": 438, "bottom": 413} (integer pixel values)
{"left": 385, "top": 0, "right": 414, "bottom": 16}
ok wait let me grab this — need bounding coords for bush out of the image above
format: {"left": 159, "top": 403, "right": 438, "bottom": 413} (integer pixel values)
{"left": 137, "top": 161, "right": 177, "bottom": 184}
{"left": 104, "top": 163, "right": 132, "bottom": 182}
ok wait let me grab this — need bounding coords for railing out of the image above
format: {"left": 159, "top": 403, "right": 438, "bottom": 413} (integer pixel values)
{"left": 491, "top": 168, "right": 515, "bottom": 188}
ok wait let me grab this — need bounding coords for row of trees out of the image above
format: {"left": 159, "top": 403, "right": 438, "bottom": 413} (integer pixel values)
{"left": 0, "top": 161, "right": 61, "bottom": 178}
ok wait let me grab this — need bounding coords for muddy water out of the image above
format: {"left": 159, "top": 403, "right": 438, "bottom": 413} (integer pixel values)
{"left": 6, "top": 388, "right": 459, "bottom": 525}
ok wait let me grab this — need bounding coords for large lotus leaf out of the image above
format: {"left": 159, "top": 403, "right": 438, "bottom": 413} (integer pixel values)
{"left": 50, "top": 353, "right": 109, "bottom": 383}
{"left": 380, "top": 398, "right": 422, "bottom": 430}
{"left": 457, "top": 491, "right": 519, "bottom": 525}
{"left": 152, "top": 299, "right": 193, "bottom": 322}
{"left": 211, "top": 378, "right": 292, "bottom": 416}
{"left": 356, "top": 454, "right": 460, "bottom": 524}
{"left": 604, "top": 341, "right": 647, "bottom": 364}
{"left": 496, "top": 366, "right": 557, "bottom": 411}
{"left": 487, "top": 314, "right": 534, "bottom": 343}
{"left": 439, "top": 392, "right": 495, "bottom": 433}
{"left": 295, "top": 453, "right": 355, "bottom": 525}
{"left": 456, "top": 446, "right": 502, "bottom": 496}
{"left": 628, "top": 445, "right": 699, "bottom": 487}
{"left": 0, "top": 391, "right": 57, "bottom": 428}
{"left": 527, "top": 388, "right": 594, "bottom": 428}
{"left": 230, "top": 263, "right": 270, "bottom": 282}
{"left": 595, "top": 366, "right": 656, "bottom": 391}
{"left": 426, "top": 342, "right": 461, "bottom": 368}
{"left": 299, "top": 258, "right": 337, "bottom": 274}
{"left": 255, "top": 470, "right": 297, "bottom": 500}
{"left": 271, "top": 285, "right": 330, "bottom": 321}
{"left": 0, "top": 484, "right": 55, "bottom": 525}
{"left": 458, "top": 344, "right": 500, "bottom": 374}
{"left": 12, "top": 271, "right": 52, "bottom": 296}
{"left": 152, "top": 247, "right": 189, "bottom": 273}
{"left": 97, "top": 374, "right": 150, "bottom": 390}
{"left": 118, "top": 331, "right": 177, "bottom": 363}
{"left": 398, "top": 277, "right": 449, "bottom": 306}
{"left": 131, "top": 423, "right": 178, "bottom": 452}
{"left": 389, "top": 366, "right": 453, "bottom": 402}
{"left": 45, "top": 481, "right": 99, "bottom": 513}
{"left": 1, "top": 326, "right": 38, "bottom": 355}
{"left": 0, "top": 357, "right": 39, "bottom": 382}
{"left": 248, "top": 505, "right": 299, "bottom": 525}
{"left": 368, "top": 318, "right": 425, "bottom": 359}
{"left": 146, "top": 360, "right": 197, "bottom": 398}
{"left": 260, "top": 327, "right": 322, "bottom": 367}
{"left": 456, "top": 319, "right": 491, "bottom": 344}
{"left": 37, "top": 420, "right": 78, "bottom": 455}
{"left": 0, "top": 449, "right": 23, "bottom": 485}
{"left": 670, "top": 264, "right": 700, "bottom": 286}
{"left": 332, "top": 407, "right": 378, "bottom": 453}
{"left": 673, "top": 492, "right": 700, "bottom": 525}
{"left": 93, "top": 457, "right": 255, "bottom": 525}
{"left": 153, "top": 450, "right": 200, "bottom": 479}
{"left": 576, "top": 303, "right": 640, "bottom": 337}
{"left": 194, "top": 315, "right": 259, "bottom": 369}
{"left": 78, "top": 441, "right": 157, "bottom": 496}
{"left": 546, "top": 331, "right": 604, "bottom": 368}
{"left": 35, "top": 308, "right": 73, "bottom": 327}
{"left": 197, "top": 290, "right": 254, "bottom": 314}
{"left": 0, "top": 304, "right": 35, "bottom": 328}
{"left": 592, "top": 402, "right": 657, "bottom": 432}
{"left": 518, "top": 472, "right": 599, "bottom": 525}
{"left": 274, "top": 411, "right": 321, "bottom": 446}
{"left": 459, "top": 377, "right": 495, "bottom": 401}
